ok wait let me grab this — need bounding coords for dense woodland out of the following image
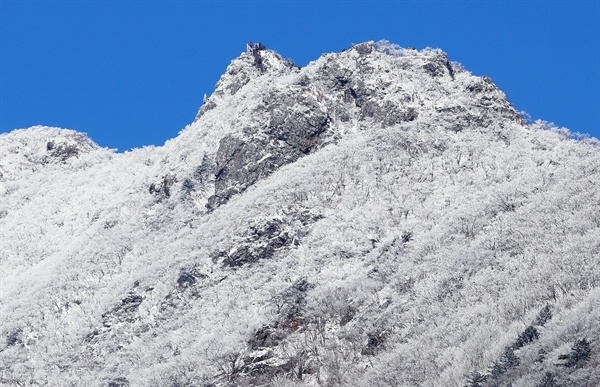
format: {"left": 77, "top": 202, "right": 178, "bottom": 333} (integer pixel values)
{"left": 1, "top": 41, "right": 599, "bottom": 386}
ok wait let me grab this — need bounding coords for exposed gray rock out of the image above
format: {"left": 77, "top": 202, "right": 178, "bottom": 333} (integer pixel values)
{"left": 5, "top": 42, "right": 598, "bottom": 387}
{"left": 194, "top": 98, "right": 217, "bottom": 121}
{"left": 6, "top": 328, "right": 21, "bottom": 347}
{"left": 107, "top": 377, "right": 129, "bottom": 387}
{"left": 211, "top": 210, "right": 322, "bottom": 267}
{"left": 207, "top": 91, "right": 332, "bottom": 209}
{"left": 198, "top": 42, "right": 521, "bottom": 211}
{"left": 43, "top": 132, "right": 96, "bottom": 163}
{"left": 353, "top": 41, "right": 375, "bottom": 55}
{"left": 213, "top": 217, "right": 294, "bottom": 268}
{"left": 149, "top": 173, "right": 176, "bottom": 199}
{"left": 102, "top": 294, "right": 143, "bottom": 328}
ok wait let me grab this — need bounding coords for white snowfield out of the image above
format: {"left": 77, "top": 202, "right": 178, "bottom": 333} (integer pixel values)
{"left": 1, "top": 41, "right": 599, "bottom": 386}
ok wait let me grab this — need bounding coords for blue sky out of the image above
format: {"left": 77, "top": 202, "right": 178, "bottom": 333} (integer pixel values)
{"left": 1, "top": 1, "right": 599, "bottom": 151}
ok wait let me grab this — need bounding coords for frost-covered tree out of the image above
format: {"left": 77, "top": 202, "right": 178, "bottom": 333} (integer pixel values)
{"left": 1, "top": 41, "right": 599, "bottom": 386}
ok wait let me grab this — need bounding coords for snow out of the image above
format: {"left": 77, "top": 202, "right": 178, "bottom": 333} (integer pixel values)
{"left": 1, "top": 41, "right": 599, "bottom": 386}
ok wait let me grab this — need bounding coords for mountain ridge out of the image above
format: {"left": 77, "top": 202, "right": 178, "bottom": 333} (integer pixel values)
{"left": 1, "top": 41, "right": 599, "bottom": 387}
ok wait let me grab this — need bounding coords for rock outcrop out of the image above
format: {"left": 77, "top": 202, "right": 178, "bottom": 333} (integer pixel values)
{"left": 1, "top": 41, "right": 599, "bottom": 387}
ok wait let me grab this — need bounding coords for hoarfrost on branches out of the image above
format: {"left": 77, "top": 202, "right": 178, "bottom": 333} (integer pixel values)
{"left": 1, "top": 41, "right": 599, "bottom": 387}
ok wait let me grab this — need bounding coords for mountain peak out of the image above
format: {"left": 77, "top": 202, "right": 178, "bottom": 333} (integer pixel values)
{"left": 185, "top": 41, "right": 522, "bottom": 210}
{"left": 2, "top": 41, "right": 599, "bottom": 387}
{"left": 0, "top": 126, "right": 107, "bottom": 181}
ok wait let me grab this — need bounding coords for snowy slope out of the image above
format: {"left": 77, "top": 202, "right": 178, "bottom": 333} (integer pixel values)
{"left": 1, "top": 41, "right": 599, "bottom": 387}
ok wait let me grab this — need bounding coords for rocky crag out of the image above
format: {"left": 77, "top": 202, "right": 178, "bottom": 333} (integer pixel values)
{"left": 1, "top": 41, "right": 599, "bottom": 386}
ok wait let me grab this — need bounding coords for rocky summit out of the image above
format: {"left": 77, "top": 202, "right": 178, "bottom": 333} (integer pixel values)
{"left": 1, "top": 41, "right": 599, "bottom": 386}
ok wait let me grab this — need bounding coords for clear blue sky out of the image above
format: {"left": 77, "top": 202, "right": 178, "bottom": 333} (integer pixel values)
{"left": 1, "top": 1, "right": 599, "bottom": 151}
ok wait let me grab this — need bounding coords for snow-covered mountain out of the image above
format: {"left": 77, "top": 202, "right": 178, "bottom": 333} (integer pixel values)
{"left": 1, "top": 41, "right": 599, "bottom": 387}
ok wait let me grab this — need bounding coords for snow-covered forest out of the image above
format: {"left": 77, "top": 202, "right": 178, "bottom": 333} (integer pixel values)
{"left": 1, "top": 41, "right": 599, "bottom": 386}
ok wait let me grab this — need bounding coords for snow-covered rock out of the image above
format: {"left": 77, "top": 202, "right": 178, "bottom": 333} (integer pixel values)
{"left": 1, "top": 41, "right": 599, "bottom": 387}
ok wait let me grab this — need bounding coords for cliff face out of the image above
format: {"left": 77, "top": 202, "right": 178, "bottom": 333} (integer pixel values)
{"left": 1, "top": 41, "right": 599, "bottom": 387}
{"left": 177, "top": 41, "right": 520, "bottom": 211}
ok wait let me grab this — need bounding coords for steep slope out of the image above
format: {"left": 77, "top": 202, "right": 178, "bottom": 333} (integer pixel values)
{"left": 1, "top": 41, "right": 599, "bottom": 387}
